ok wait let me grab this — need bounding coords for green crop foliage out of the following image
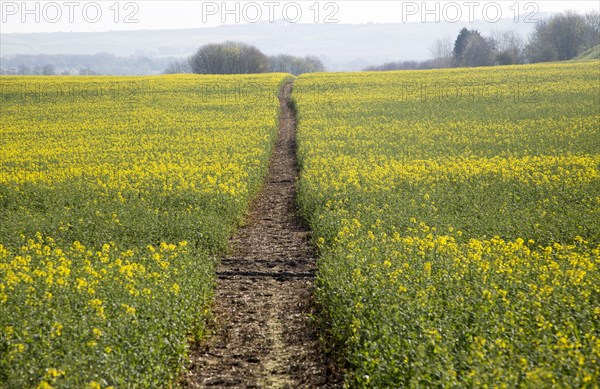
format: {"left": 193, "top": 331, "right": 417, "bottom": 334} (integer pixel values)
{"left": 294, "top": 62, "right": 600, "bottom": 387}
{"left": 0, "top": 74, "right": 290, "bottom": 388}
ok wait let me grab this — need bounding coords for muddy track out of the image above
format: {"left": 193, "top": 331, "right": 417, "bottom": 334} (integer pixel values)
{"left": 182, "top": 81, "right": 339, "bottom": 388}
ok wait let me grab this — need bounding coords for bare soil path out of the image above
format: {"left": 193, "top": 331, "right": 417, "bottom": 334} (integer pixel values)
{"left": 182, "top": 81, "right": 339, "bottom": 388}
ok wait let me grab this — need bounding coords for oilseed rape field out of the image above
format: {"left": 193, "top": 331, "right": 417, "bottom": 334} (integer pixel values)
{"left": 0, "top": 74, "right": 290, "bottom": 387}
{"left": 1, "top": 62, "right": 599, "bottom": 388}
{"left": 294, "top": 62, "right": 599, "bottom": 387}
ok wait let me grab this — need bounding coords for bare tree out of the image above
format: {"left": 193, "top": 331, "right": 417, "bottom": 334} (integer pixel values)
{"left": 163, "top": 60, "right": 192, "bottom": 74}
{"left": 526, "top": 20, "right": 556, "bottom": 62}
{"left": 429, "top": 36, "right": 453, "bottom": 68}
{"left": 582, "top": 10, "right": 600, "bottom": 49}
{"left": 493, "top": 30, "right": 525, "bottom": 65}
{"left": 552, "top": 11, "right": 586, "bottom": 59}
{"left": 527, "top": 11, "right": 587, "bottom": 62}
{"left": 304, "top": 56, "right": 325, "bottom": 73}
{"left": 41, "top": 64, "right": 56, "bottom": 75}
{"left": 17, "top": 64, "right": 30, "bottom": 75}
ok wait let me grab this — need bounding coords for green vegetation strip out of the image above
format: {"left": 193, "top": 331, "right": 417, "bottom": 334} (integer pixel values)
{"left": 0, "top": 74, "right": 290, "bottom": 388}
{"left": 294, "top": 62, "right": 600, "bottom": 387}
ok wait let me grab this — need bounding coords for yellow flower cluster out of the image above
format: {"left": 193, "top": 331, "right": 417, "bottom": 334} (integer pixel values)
{"left": 0, "top": 73, "right": 290, "bottom": 387}
{"left": 303, "top": 154, "right": 600, "bottom": 192}
{"left": 294, "top": 62, "right": 599, "bottom": 386}
{"left": 1, "top": 75, "right": 286, "bottom": 198}
{"left": 0, "top": 234, "right": 200, "bottom": 387}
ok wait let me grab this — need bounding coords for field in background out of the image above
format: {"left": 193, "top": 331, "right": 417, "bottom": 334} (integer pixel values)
{"left": 0, "top": 74, "right": 289, "bottom": 387}
{"left": 294, "top": 62, "right": 600, "bottom": 387}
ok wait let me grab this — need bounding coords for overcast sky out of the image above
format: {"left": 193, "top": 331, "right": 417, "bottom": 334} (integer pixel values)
{"left": 1, "top": 1, "right": 598, "bottom": 33}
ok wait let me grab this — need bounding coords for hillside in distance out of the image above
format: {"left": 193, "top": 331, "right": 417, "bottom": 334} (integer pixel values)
{"left": 2, "top": 19, "right": 536, "bottom": 71}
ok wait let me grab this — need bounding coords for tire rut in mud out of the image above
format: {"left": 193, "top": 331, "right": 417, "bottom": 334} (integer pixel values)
{"left": 182, "top": 81, "right": 339, "bottom": 388}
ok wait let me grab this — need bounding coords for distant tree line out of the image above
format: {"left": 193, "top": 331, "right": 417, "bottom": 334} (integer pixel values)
{"left": 0, "top": 53, "right": 177, "bottom": 76}
{"left": 366, "top": 10, "right": 599, "bottom": 71}
{"left": 164, "top": 41, "right": 325, "bottom": 75}
{"left": 1, "top": 43, "right": 324, "bottom": 76}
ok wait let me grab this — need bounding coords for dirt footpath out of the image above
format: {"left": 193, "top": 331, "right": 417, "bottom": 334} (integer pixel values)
{"left": 182, "top": 82, "right": 340, "bottom": 388}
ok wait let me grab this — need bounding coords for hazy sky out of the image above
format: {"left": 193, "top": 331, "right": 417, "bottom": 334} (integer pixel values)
{"left": 1, "top": 0, "right": 598, "bottom": 33}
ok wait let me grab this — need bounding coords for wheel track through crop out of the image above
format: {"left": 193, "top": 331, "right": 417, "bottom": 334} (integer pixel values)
{"left": 182, "top": 81, "right": 339, "bottom": 388}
